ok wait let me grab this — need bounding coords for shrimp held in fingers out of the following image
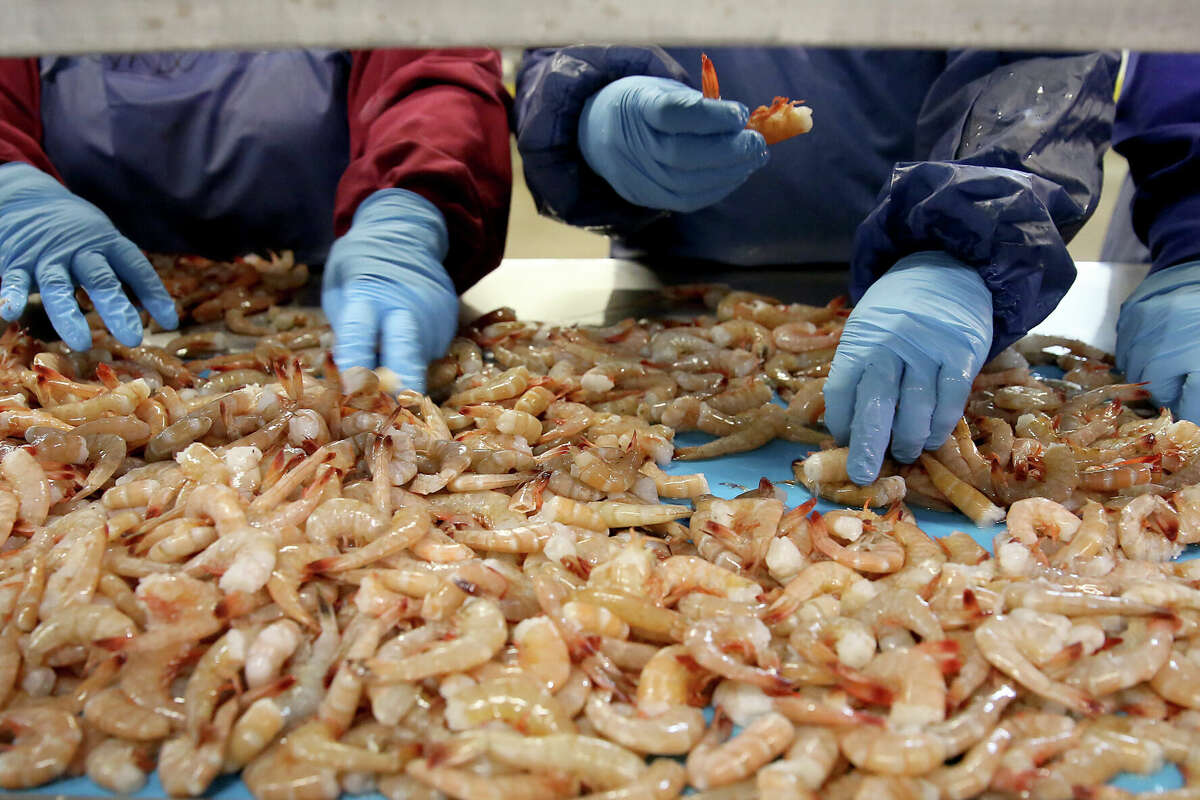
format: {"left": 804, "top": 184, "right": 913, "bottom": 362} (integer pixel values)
{"left": 701, "top": 54, "right": 813, "bottom": 145}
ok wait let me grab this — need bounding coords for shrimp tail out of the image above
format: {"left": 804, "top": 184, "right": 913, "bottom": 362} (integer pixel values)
{"left": 701, "top": 53, "right": 720, "bottom": 99}
{"left": 916, "top": 639, "right": 963, "bottom": 675}
{"left": 835, "top": 665, "right": 895, "bottom": 706}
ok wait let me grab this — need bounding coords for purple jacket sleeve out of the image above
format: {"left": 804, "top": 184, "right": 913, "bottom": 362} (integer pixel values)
{"left": 851, "top": 51, "right": 1119, "bottom": 358}
{"left": 514, "top": 46, "right": 690, "bottom": 234}
{"left": 1112, "top": 53, "right": 1200, "bottom": 274}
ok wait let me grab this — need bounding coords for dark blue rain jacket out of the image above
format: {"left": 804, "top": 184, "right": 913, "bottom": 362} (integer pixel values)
{"left": 39, "top": 52, "right": 352, "bottom": 264}
{"left": 1112, "top": 53, "right": 1200, "bottom": 274}
{"left": 515, "top": 47, "right": 1118, "bottom": 356}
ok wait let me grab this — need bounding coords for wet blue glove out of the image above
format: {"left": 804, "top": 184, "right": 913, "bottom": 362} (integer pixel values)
{"left": 1117, "top": 259, "right": 1200, "bottom": 423}
{"left": 824, "top": 252, "right": 993, "bottom": 485}
{"left": 0, "top": 161, "right": 178, "bottom": 350}
{"left": 322, "top": 189, "right": 458, "bottom": 394}
{"left": 578, "top": 76, "right": 769, "bottom": 213}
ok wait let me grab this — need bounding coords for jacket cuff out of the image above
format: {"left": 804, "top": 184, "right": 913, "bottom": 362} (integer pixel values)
{"left": 515, "top": 45, "right": 686, "bottom": 232}
{"left": 851, "top": 161, "right": 1078, "bottom": 359}
{"left": 1144, "top": 193, "right": 1200, "bottom": 274}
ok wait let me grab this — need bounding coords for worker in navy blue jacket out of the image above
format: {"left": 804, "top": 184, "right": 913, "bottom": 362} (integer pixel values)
{"left": 515, "top": 47, "right": 1119, "bottom": 484}
{"left": 1107, "top": 53, "right": 1200, "bottom": 424}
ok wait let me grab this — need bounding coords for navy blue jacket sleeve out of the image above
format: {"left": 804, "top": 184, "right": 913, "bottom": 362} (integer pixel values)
{"left": 1112, "top": 53, "right": 1200, "bottom": 274}
{"left": 515, "top": 46, "right": 690, "bottom": 234}
{"left": 852, "top": 51, "right": 1119, "bottom": 357}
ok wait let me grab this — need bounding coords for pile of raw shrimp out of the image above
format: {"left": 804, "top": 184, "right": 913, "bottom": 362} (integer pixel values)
{"left": 3, "top": 273, "right": 1200, "bottom": 800}
{"left": 87, "top": 251, "right": 310, "bottom": 328}
{"left": 797, "top": 333, "right": 1200, "bottom": 540}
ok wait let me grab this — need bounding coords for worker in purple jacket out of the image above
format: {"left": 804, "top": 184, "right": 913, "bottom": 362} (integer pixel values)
{"left": 515, "top": 46, "right": 1119, "bottom": 484}
{"left": 1107, "top": 53, "right": 1200, "bottom": 424}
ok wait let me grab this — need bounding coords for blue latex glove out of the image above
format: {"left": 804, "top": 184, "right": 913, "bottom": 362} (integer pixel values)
{"left": 578, "top": 76, "right": 769, "bottom": 213}
{"left": 1116, "top": 259, "right": 1200, "bottom": 423}
{"left": 824, "top": 252, "right": 994, "bottom": 485}
{"left": 0, "top": 161, "right": 178, "bottom": 350}
{"left": 322, "top": 189, "right": 458, "bottom": 394}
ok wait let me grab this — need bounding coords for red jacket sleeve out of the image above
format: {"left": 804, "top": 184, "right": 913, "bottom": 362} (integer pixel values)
{"left": 336, "top": 49, "right": 513, "bottom": 292}
{"left": 0, "top": 58, "right": 59, "bottom": 177}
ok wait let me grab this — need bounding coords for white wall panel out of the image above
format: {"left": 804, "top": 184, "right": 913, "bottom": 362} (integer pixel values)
{"left": 1, "top": 0, "right": 1194, "bottom": 56}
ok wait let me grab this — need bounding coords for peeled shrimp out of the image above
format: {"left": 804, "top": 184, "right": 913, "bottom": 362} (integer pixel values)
{"left": 0, "top": 705, "right": 83, "bottom": 788}
{"left": 686, "top": 711, "right": 795, "bottom": 790}
{"left": 364, "top": 598, "right": 506, "bottom": 681}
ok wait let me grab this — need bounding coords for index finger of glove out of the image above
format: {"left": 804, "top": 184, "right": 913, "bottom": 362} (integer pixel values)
{"left": 105, "top": 238, "right": 179, "bottom": 331}
{"left": 845, "top": 354, "right": 902, "bottom": 486}
{"left": 331, "top": 297, "right": 382, "bottom": 372}
{"left": 72, "top": 250, "right": 143, "bottom": 347}
{"left": 380, "top": 307, "right": 428, "bottom": 394}
{"left": 644, "top": 90, "right": 749, "bottom": 135}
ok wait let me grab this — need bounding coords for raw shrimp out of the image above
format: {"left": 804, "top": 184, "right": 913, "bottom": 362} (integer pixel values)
{"left": 287, "top": 719, "right": 411, "bottom": 773}
{"left": 1006, "top": 497, "right": 1081, "bottom": 544}
{"left": 2, "top": 447, "right": 49, "bottom": 525}
{"left": 513, "top": 615, "right": 571, "bottom": 692}
{"left": 577, "top": 759, "right": 687, "bottom": 800}
{"left": 228, "top": 697, "right": 287, "bottom": 770}
{"left": 852, "top": 646, "right": 948, "bottom": 729}
{"left": 810, "top": 511, "right": 905, "bottom": 574}
{"left": 766, "top": 561, "right": 871, "bottom": 623}
{"left": 974, "top": 610, "right": 1100, "bottom": 714}
{"left": 657, "top": 556, "right": 762, "bottom": 605}
{"left": 674, "top": 404, "right": 782, "bottom": 460}
{"left": 26, "top": 603, "right": 136, "bottom": 664}
{"left": 799, "top": 447, "right": 850, "bottom": 484}
{"left": 920, "top": 453, "right": 1005, "bottom": 527}
{"left": 364, "top": 598, "right": 506, "bottom": 681}
{"left": 585, "top": 691, "right": 705, "bottom": 754}
{"left": 84, "top": 738, "right": 154, "bottom": 795}
{"left": 700, "top": 54, "right": 813, "bottom": 145}
{"left": 684, "top": 615, "right": 791, "bottom": 692}
{"left": 469, "top": 729, "right": 646, "bottom": 792}
{"left": 446, "top": 674, "right": 575, "bottom": 735}
{"left": 404, "top": 758, "right": 575, "bottom": 800}
{"left": 837, "top": 723, "right": 947, "bottom": 777}
{"left": 636, "top": 644, "right": 707, "bottom": 716}
{"left": 640, "top": 461, "right": 709, "bottom": 499}
{"left": 1065, "top": 617, "right": 1175, "bottom": 697}
{"left": 1051, "top": 499, "right": 1115, "bottom": 574}
{"left": 1119, "top": 493, "right": 1183, "bottom": 561}
{"left": 245, "top": 618, "right": 304, "bottom": 689}
{"left": 0, "top": 705, "right": 83, "bottom": 788}
{"left": 686, "top": 711, "right": 795, "bottom": 789}
{"left": 931, "top": 678, "right": 1018, "bottom": 758}
{"left": 82, "top": 686, "right": 172, "bottom": 741}
{"left": 184, "top": 627, "right": 248, "bottom": 741}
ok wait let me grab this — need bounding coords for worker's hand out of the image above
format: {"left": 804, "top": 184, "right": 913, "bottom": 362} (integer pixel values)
{"left": 0, "top": 161, "right": 178, "bottom": 351}
{"left": 578, "top": 76, "right": 768, "bottom": 213}
{"left": 1117, "top": 259, "right": 1200, "bottom": 423}
{"left": 824, "top": 252, "right": 993, "bottom": 485}
{"left": 322, "top": 188, "right": 458, "bottom": 394}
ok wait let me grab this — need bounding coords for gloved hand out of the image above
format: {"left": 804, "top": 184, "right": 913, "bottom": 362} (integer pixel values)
{"left": 0, "top": 161, "right": 178, "bottom": 351}
{"left": 578, "top": 76, "right": 769, "bottom": 213}
{"left": 824, "top": 252, "right": 993, "bottom": 485}
{"left": 322, "top": 188, "right": 458, "bottom": 394}
{"left": 1116, "top": 259, "right": 1200, "bottom": 423}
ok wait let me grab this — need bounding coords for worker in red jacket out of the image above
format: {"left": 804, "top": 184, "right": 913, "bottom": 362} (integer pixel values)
{"left": 0, "top": 50, "right": 512, "bottom": 391}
